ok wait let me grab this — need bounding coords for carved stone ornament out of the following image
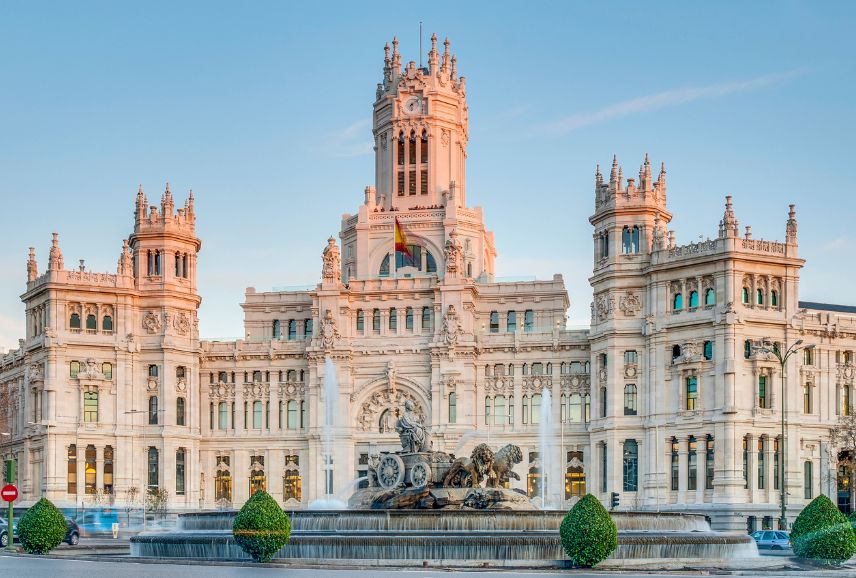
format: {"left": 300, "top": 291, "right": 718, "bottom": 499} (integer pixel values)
{"left": 357, "top": 388, "right": 425, "bottom": 433}
{"left": 595, "top": 294, "right": 612, "bottom": 321}
{"left": 322, "top": 237, "right": 341, "bottom": 284}
{"left": 175, "top": 376, "right": 187, "bottom": 393}
{"left": 380, "top": 133, "right": 388, "bottom": 150}
{"left": 244, "top": 382, "right": 270, "bottom": 399}
{"left": 209, "top": 382, "right": 236, "bottom": 400}
{"left": 173, "top": 312, "right": 190, "bottom": 336}
{"left": 143, "top": 311, "right": 162, "bottom": 334}
{"left": 619, "top": 292, "right": 642, "bottom": 316}
{"left": 386, "top": 361, "right": 397, "bottom": 394}
{"left": 440, "top": 304, "right": 461, "bottom": 346}
{"left": 28, "top": 363, "right": 44, "bottom": 382}
{"left": 77, "top": 358, "right": 105, "bottom": 381}
{"left": 441, "top": 129, "right": 450, "bottom": 147}
{"left": 279, "top": 381, "right": 306, "bottom": 398}
{"left": 320, "top": 309, "right": 341, "bottom": 350}
{"left": 443, "top": 229, "right": 464, "bottom": 276}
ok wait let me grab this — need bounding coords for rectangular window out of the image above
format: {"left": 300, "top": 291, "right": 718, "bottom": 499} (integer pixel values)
{"left": 67, "top": 445, "right": 77, "bottom": 494}
{"left": 408, "top": 170, "right": 416, "bottom": 195}
{"left": 253, "top": 401, "right": 263, "bottom": 429}
{"left": 102, "top": 362, "right": 113, "bottom": 380}
{"left": 758, "top": 438, "right": 766, "bottom": 490}
{"left": 420, "top": 170, "right": 428, "bottom": 195}
{"left": 176, "top": 448, "right": 186, "bottom": 496}
{"left": 804, "top": 384, "right": 812, "bottom": 414}
{"left": 624, "top": 350, "right": 637, "bottom": 364}
{"left": 600, "top": 444, "right": 608, "bottom": 493}
{"left": 176, "top": 397, "right": 186, "bottom": 426}
{"left": 686, "top": 376, "right": 698, "bottom": 410}
{"left": 103, "top": 446, "right": 114, "bottom": 494}
{"left": 405, "top": 308, "right": 413, "bottom": 330}
{"left": 506, "top": 311, "right": 517, "bottom": 332}
{"left": 774, "top": 438, "right": 780, "bottom": 490}
{"left": 148, "top": 447, "right": 159, "bottom": 489}
{"left": 83, "top": 392, "right": 98, "bottom": 423}
{"left": 758, "top": 375, "right": 767, "bottom": 408}
{"left": 804, "top": 461, "right": 813, "bottom": 500}
{"left": 743, "top": 437, "right": 749, "bottom": 489}
{"left": 448, "top": 393, "right": 457, "bottom": 424}
{"left": 489, "top": 311, "right": 499, "bottom": 333}
{"left": 397, "top": 171, "right": 405, "bottom": 195}
{"left": 219, "top": 402, "right": 228, "bottom": 429}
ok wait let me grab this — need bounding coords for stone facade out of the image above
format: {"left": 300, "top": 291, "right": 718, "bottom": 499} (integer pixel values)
{"left": 2, "top": 36, "right": 856, "bottom": 531}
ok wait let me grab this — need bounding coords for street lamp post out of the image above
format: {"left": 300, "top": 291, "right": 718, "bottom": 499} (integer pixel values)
{"left": 754, "top": 338, "right": 815, "bottom": 531}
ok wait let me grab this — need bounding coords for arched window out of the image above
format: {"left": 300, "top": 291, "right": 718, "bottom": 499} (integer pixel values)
{"left": 531, "top": 394, "right": 541, "bottom": 424}
{"left": 218, "top": 371, "right": 228, "bottom": 383}
{"left": 489, "top": 311, "right": 499, "bottom": 333}
{"left": 305, "top": 319, "right": 312, "bottom": 337}
{"left": 283, "top": 469, "right": 301, "bottom": 502}
{"left": 147, "top": 446, "right": 159, "bottom": 489}
{"left": 448, "top": 392, "right": 457, "bottom": 424}
{"left": 705, "top": 435, "right": 715, "bottom": 489}
{"left": 671, "top": 438, "right": 680, "bottom": 490}
{"left": 273, "top": 320, "right": 281, "bottom": 339}
{"left": 506, "top": 311, "right": 517, "bottom": 332}
{"left": 600, "top": 386, "right": 607, "bottom": 417}
{"left": 466, "top": 262, "right": 472, "bottom": 277}
{"left": 704, "top": 288, "right": 715, "bottom": 306}
{"left": 102, "top": 315, "right": 113, "bottom": 332}
{"left": 421, "top": 306, "right": 432, "bottom": 331}
{"left": 287, "top": 400, "right": 298, "bottom": 429}
{"left": 623, "top": 384, "right": 637, "bottom": 416}
{"left": 85, "top": 444, "right": 97, "bottom": 494}
{"left": 420, "top": 129, "right": 428, "bottom": 163}
{"left": 756, "top": 288, "right": 764, "bottom": 305}
{"left": 218, "top": 401, "right": 228, "bottom": 429}
{"left": 176, "top": 397, "right": 186, "bottom": 426}
{"left": 426, "top": 251, "right": 436, "bottom": 272}
{"left": 148, "top": 396, "right": 159, "bottom": 424}
{"left": 70, "top": 313, "right": 81, "bottom": 329}
{"left": 253, "top": 400, "right": 263, "bottom": 429}
{"left": 804, "top": 382, "right": 812, "bottom": 414}
{"left": 84, "top": 391, "right": 98, "bottom": 423}
{"left": 623, "top": 439, "right": 638, "bottom": 492}
{"left": 215, "top": 457, "right": 232, "bottom": 502}
{"left": 102, "top": 362, "right": 113, "bottom": 380}
{"left": 67, "top": 445, "right": 77, "bottom": 494}
{"left": 565, "top": 451, "right": 585, "bottom": 499}
{"left": 397, "top": 131, "right": 405, "bottom": 166}
{"left": 175, "top": 252, "right": 181, "bottom": 277}
{"left": 175, "top": 448, "right": 186, "bottom": 495}
{"left": 688, "top": 436, "right": 697, "bottom": 490}
{"left": 524, "top": 309, "right": 534, "bottom": 332}
{"left": 569, "top": 393, "right": 582, "bottom": 423}
{"left": 689, "top": 290, "right": 699, "bottom": 308}
{"left": 804, "top": 460, "right": 813, "bottom": 500}
{"left": 622, "top": 226, "right": 632, "bottom": 253}
{"left": 154, "top": 250, "right": 161, "bottom": 275}
{"left": 771, "top": 290, "right": 778, "bottom": 307}
{"left": 182, "top": 253, "right": 188, "bottom": 278}
{"left": 379, "top": 254, "right": 390, "bottom": 277}
{"left": 742, "top": 287, "right": 750, "bottom": 304}
{"left": 686, "top": 376, "right": 698, "bottom": 410}
{"left": 86, "top": 314, "right": 97, "bottom": 330}
{"left": 104, "top": 446, "right": 114, "bottom": 494}
{"left": 356, "top": 309, "right": 365, "bottom": 332}
{"left": 148, "top": 364, "right": 158, "bottom": 378}
{"left": 484, "top": 396, "right": 491, "bottom": 425}
{"left": 584, "top": 393, "right": 591, "bottom": 422}
{"left": 744, "top": 339, "right": 752, "bottom": 359}
{"left": 672, "top": 344, "right": 682, "bottom": 359}
{"left": 70, "top": 360, "right": 80, "bottom": 378}
{"left": 408, "top": 130, "right": 417, "bottom": 165}
{"left": 287, "top": 319, "right": 297, "bottom": 340}
{"left": 405, "top": 307, "right": 414, "bottom": 330}
{"left": 673, "top": 293, "right": 683, "bottom": 310}
{"left": 522, "top": 395, "right": 529, "bottom": 424}
{"left": 389, "top": 309, "right": 397, "bottom": 331}
{"left": 493, "top": 395, "right": 507, "bottom": 425}
{"left": 703, "top": 340, "right": 713, "bottom": 360}
{"left": 372, "top": 309, "right": 381, "bottom": 332}
{"left": 631, "top": 225, "right": 640, "bottom": 253}
{"left": 249, "top": 463, "right": 266, "bottom": 496}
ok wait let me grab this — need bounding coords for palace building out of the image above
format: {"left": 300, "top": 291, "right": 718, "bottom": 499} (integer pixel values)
{"left": 2, "top": 35, "right": 856, "bottom": 532}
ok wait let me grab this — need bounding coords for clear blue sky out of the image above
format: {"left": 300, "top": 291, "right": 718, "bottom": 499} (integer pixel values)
{"left": 1, "top": 1, "right": 854, "bottom": 349}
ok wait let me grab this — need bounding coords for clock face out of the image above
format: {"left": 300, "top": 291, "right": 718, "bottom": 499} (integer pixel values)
{"left": 404, "top": 96, "right": 422, "bottom": 115}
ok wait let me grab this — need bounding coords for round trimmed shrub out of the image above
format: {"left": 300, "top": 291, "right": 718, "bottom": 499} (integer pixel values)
{"left": 791, "top": 494, "right": 856, "bottom": 563}
{"left": 232, "top": 490, "right": 291, "bottom": 563}
{"left": 16, "top": 498, "right": 67, "bottom": 554}
{"left": 794, "top": 523, "right": 856, "bottom": 565}
{"left": 559, "top": 494, "right": 617, "bottom": 567}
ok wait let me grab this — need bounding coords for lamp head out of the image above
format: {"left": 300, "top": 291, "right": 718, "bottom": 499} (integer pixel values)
{"left": 795, "top": 339, "right": 804, "bottom": 346}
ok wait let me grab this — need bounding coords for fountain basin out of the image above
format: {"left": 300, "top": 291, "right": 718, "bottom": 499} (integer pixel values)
{"left": 130, "top": 509, "right": 758, "bottom": 567}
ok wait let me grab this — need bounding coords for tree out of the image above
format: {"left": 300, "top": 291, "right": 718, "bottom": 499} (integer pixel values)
{"left": 559, "top": 494, "right": 617, "bottom": 567}
{"left": 124, "top": 486, "right": 140, "bottom": 526}
{"left": 232, "top": 491, "right": 291, "bottom": 563}
{"left": 17, "top": 498, "right": 68, "bottom": 554}
{"left": 146, "top": 488, "right": 169, "bottom": 519}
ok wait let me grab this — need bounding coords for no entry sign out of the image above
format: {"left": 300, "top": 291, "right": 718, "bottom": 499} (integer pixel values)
{"left": 1, "top": 484, "right": 17, "bottom": 502}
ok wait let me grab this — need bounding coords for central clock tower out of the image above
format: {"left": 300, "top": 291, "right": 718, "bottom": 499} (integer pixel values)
{"left": 372, "top": 35, "right": 469, "bottom": 211}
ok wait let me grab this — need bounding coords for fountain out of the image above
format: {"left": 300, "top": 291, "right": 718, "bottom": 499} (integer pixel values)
{"left": 131, "top": 402, "right": 768, "bottom": 568}
{"left": 308, "top": 357, "right": 347, "bottom": 510}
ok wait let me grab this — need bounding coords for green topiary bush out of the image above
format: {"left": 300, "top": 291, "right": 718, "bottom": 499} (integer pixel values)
{"left": 791, "top": 494, "right": 856, "bottom": 563}
{"left": 794, "top": 523, "right": 856, "bottom": 565}
{"left": 232, "top": 490, "right": 291, "bottom": 563}
{"left": 559, "top": 494, "right": 617, "bottom": 568}
{"left": 16, "top": 498, "right": 67, "bottom": 554}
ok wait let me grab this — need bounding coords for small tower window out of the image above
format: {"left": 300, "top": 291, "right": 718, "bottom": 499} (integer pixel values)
{"left": 742, "top": 287, "right": 750, "bottom": 304}
{"left": 420, "top": 130, "right": 428, "bottom": 163}
{"left": 689, "top": 290, "right": 699, "bottom": 308}
{"left": 356, "top": 309, "right": 365, "bottom": 332}
{"left": 397, "top": 132, "right": 405, "bottom": 165}
{"left": 405, "top": 307, "right": 414, "bottom": 330}
{"left": 408, "top": 130, "right": 417, "bottom": 165}
{"left": 389, "top": 309, "right": 397, "bottom": 331}
{"left": 771, "top": 290, "right": 778, "bottom": 307}
{"left": 273, "top": 320, "right": 281, "bottom": 339}
{"left": 372, "top": 308, "right": 381, "bottom": 333}
{"left": 703, "top": 340, "right": 713, "bottom": 360}
{"left": 673, "top": 293, "right": 683, "bottom": 310}
{"left": 70, "top": 313, "right": 81, "bottom": 329}
{"left": 379, "top": 254, "right": 390, "bottom": 277}
{"left": 756, "top": 289, "right": 764, "bottom": 306}
{"left": 102, "top": 315, "right": 113, "bottom": 332}
{"left": 704, "top": 288, "right": 715, "bottom": 306}
{"left": 86, "top": 314, "right": 97, "bottom": 330}
{"left": 489, "top": 311, "right": 499, "bottom": 333}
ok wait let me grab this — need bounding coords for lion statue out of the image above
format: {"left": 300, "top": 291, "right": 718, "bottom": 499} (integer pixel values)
{"left": 442, "top": 443, "right": 495, "bottom": 488}
{"left": 486, "top": 444, "right": 523, "bottom": 488}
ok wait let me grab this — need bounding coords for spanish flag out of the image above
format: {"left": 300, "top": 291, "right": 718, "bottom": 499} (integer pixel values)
{"left": 394, "top": 217, "right": 413, "bottom": 261}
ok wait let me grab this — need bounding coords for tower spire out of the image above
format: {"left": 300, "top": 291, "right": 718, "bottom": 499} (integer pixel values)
{"left": 48, "top": 232, "right": 63, "bottom": 271}
{"left": 428, "top": 33, "right": 439, "bottom": 74}
{"left": 786, "top": 203, "right": 798, "bottom": 244}
{"left": 442, "top": 37, "right": 451, "bottom": 75}
{"left": 718, "top": 195, "right": 739, "bottom": 239}
{"left": 27, "top": 247, "right": 38, "bottom": 282}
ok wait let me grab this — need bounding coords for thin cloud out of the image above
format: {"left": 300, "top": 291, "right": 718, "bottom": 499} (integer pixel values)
{"left": 537, "top": 69, "right": 805, "bottom": 135}
{"left": 317, "top": 119, "right": 373, "bottom": 157}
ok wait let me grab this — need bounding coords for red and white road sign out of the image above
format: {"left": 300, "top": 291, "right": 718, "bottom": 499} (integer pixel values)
{"left": 1, "top": 484, "right": 17, "bottom": 502}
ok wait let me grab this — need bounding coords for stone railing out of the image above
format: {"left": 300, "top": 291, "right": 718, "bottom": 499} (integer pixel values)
{"left": 667, "top": 239, "right": 718, "bottom": 259}
{"left": 740, "top": 238, "right": 786, "bottom": 255}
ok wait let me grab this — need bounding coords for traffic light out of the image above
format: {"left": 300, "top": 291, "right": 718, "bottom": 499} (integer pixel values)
{"left": 610, "top": 491, "right": 620, "bottom": 510}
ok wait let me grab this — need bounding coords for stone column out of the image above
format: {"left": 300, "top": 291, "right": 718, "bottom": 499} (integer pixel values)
{"left": 96, "top": 446, "right": 104, "bottom": 493}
